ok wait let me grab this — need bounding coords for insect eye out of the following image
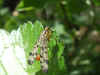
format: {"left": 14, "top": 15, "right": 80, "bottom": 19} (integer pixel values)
{"left": 45, "top": 27, "right": 49, "bottom": 30}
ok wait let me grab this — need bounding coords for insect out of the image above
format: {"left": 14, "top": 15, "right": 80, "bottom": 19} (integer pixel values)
{"left": 28, "top": 27, "right": 51, "bottom": 73}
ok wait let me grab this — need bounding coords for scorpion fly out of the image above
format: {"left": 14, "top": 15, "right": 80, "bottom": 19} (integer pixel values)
{"left": 28, "top": 27, "right": 51, "bottom": 73}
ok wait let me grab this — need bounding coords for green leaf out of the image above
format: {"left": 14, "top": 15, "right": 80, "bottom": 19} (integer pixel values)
{"left": 58, "top": 56, "right": 66, "bottom": 70}
{"left": 57, "top": 41, "right": 64, "bottom": 59}
{"left": 20, "top": 21, "right": 43, "bottom": 74}
{"left": 24, "top": 0, "right": 46, "bottom": 8}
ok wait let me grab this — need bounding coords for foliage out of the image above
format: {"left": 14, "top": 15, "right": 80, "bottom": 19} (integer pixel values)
{"left": 20, "top": 21, "right": 67, "bottom": 75}
{"left": 0, "top": 0, "right": 100, "bottom": 75}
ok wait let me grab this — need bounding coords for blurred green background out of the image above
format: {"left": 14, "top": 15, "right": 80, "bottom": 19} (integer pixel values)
{"left": 0, "top": 0, "right": 100, "bottom": 75}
